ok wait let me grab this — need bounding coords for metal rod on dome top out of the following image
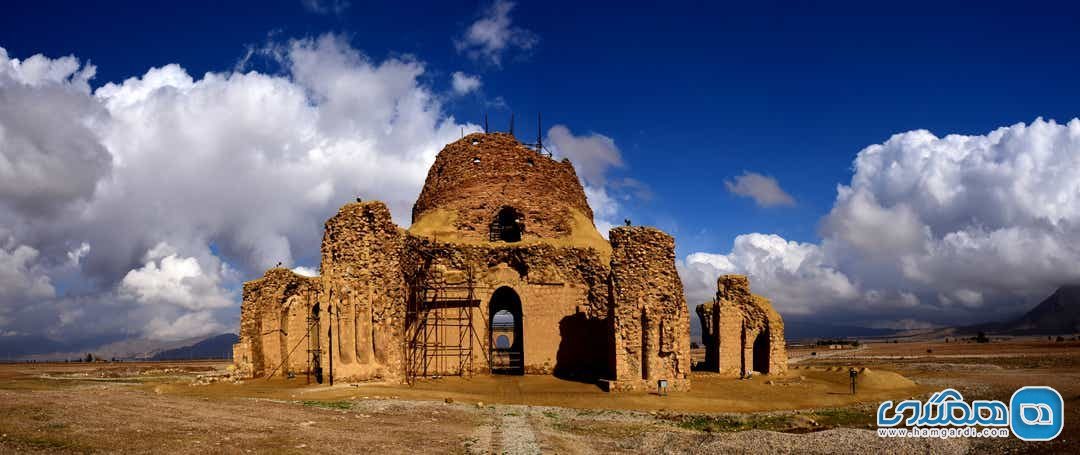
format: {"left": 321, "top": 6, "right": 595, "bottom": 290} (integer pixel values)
{"left": 537, "top": 112, "right": 542, "bottom": 152}
{"left": 509, "top": 112, "right": 514, "bottom": 136}
{"left": 484, "top": 113, "right": 489, "bottom": 133}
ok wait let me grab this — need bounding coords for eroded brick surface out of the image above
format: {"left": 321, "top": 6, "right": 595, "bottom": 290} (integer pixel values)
{"left": 236, "top": 133, "right": 753, "bottom": 391}
{"left": 696, "top": 275, "right": 787, "bottom": 377}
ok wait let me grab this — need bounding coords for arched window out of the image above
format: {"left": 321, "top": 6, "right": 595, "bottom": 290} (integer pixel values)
{"left": 489, "top": 207, "right": 524, "bottom": 242}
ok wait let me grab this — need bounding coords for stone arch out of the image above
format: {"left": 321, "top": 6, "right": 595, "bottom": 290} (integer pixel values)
{"left": 281, "top": 295, "right": 307, "bottom": 375}
{"left": 752, "top": 328, "right": 770, "bottom": 374}
{"left": 489, "top": 286, "right": 524, "bottom": 374}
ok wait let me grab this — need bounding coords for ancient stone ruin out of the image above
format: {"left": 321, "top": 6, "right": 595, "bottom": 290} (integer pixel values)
{"left": 695, "top": 275, "right": 787, "bottom": 377}
{"left": 234, "top": 132, "right": 783, "bottom": 391}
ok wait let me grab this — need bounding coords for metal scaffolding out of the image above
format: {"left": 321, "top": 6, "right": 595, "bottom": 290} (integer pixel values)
{"left": 404, "top": 258, "right": 487, "bottom": 385}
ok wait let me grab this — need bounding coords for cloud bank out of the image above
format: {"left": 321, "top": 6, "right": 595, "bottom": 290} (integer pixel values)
{"left": 0, "top": 36, "right": 474, "bottom": 352}
{"left": 684, "top": 118, "right": 1080, "bottom": 328}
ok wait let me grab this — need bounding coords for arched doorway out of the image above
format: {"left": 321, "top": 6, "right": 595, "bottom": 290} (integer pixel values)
{"left": 489, "top": 287, "right": 524, "bottom": 374}
{"left": 752, "top": 330, "right": 770, "bottom": 374}
{"left": 490, "top": 207, "right": 524, "bottom": 242}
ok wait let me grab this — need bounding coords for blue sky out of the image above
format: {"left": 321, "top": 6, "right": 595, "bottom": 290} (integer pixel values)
{"left": 2, "top": 1, "right": 1080, "bottom": 353}
{"left": 6, "top": 1, "right": 1078, "bottom": 254}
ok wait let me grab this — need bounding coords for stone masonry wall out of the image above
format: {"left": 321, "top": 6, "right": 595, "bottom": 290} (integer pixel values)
{"left": 401, "top": 236, "right": 612, "bottom": 378}
{"left": 696, "top": 275, "right": 787, "bottom": 377}
{"left": 320, "top": 201, "right": 408, "bottom": 381}
{"left": 235, "top": 268, "right": 321, "bottom": 378}
{"left": 411, "top": 133, "right": 593, "bottom": 241}
{"left": 608, "top": 227, "right": 692, "bottom": 392}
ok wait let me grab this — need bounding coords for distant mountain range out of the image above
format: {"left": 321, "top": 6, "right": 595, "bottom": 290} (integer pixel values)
{"left": 782, "top": 319, "right": 899, "bottom": 341}
{"left": 11, "top": 332, "right": 239, "bottom": 362}
{"left": 149, "top": 333, "right": 238, "bottom": 360}
{"left": 958, "top": 285, "right": 1080, "bottom": 335}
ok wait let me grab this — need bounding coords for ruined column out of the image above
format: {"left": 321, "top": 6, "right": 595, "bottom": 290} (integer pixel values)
{"left": 234, "top": 268, "right": 321, "bottom": 378}
{"left": 320, "top": 201, "right": 407, "bottom": 381}
{"left": 608, "top": 227, "right": 692, "bottom": 392}
{"left": 696, "top": 274, "right": 788, "bottom": 378}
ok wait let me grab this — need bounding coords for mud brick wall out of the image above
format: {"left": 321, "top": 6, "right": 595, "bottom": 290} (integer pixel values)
{"left": 235, "top": 268, "right": 320, "bottom": 378}
{"left": 608, "top": 227, "right": 691, "bottom": 392}
{"left": 696, "top": 275, "right": 787, "bottom": 377}
{"left": 695, "top": 302, "right": 719, "bottom": 370}
{"left": 411, "top": 132, "right": 593, "bottom": 241}
{"left": 400, "top": 237, "right": 612, "bottom": 378}
{"left": 320, "top": 201, "right": 408, "bottom": 381}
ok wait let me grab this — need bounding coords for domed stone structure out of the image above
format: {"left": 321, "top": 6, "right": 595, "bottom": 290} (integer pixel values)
{"left": 412, "top": 133, "right": 597, "bottom": 243}
{"left": 233, "top": 132, "right": 783, "bottom": 391}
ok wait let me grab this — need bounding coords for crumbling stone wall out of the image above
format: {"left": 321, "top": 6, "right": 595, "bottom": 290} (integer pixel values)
{"left": 320, "top": 201, "right": 408, "bottom": 381}
{"left": 235, "top": 268, "right": 321, "bottom": 378}
{"left": 401, "top": 236, "right": 612, "bottom": 378}
{"left": 411, "top": 133, "right": 593, "bottom": 242}
{"left": 236, "top": 133, "right": 703, "bottom": 392}
{"left": 696, "top": 275, "right": 787, "bottom": 377}
{"left": 608, "top": 227, "right": 692, "bottom": 392}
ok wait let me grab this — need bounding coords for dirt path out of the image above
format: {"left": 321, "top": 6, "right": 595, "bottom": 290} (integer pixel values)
{"left": 497, "top": 408, "right": 540, "bottom": 454}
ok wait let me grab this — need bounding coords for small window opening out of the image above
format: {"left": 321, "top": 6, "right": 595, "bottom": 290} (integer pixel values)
{"left": 490, "top": 207, "right": 524, "bottom": 242}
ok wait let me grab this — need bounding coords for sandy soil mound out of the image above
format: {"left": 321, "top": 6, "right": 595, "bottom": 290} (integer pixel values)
{"left": 855, "top": 367, "right": 916, "bottom": 390}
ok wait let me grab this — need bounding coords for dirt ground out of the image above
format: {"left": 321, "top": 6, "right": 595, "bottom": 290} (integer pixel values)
{"left": 0, "top": 338, "right": 1076, "bottom": 454}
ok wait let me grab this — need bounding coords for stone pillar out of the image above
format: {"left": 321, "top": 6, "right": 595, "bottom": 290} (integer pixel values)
{"left": 235, "top": 269, "right": 320, "bottom": 378}
{"left": 700, "top": 274, "right": 789, "bottom": 378}
{"left": 608, "top": 227, "right": 691, "bottom": 392}
{"left": 695, "top": 301, "right": 719, "bottom": 371}
{"left": 321, "top": 201, "right": 407, "bottom": 381}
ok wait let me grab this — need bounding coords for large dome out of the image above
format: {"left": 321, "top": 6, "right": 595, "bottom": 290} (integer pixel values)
{"left": 410, "top": 132, "right": 605, "bottom": 249}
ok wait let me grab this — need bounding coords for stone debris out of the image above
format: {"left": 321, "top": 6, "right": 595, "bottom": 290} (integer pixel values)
{"left": 190, "top": 371, "right": 242, "bottom": 386}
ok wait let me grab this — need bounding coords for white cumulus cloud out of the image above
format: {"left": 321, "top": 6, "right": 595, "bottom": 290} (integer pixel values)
{"left": 120, "top": 243, "right": 233, "bottom": 311}
{"left": 0, "top": 238, "right": 55, "bottom": 301}
{"left": 0, "top": 36, "right": 477, "bottom": 352}
{"left": 685, "top": 118, "right": 1080, "bottom": 328}
{"left": 450, "top": 71, "right": 482, "bottom": 95}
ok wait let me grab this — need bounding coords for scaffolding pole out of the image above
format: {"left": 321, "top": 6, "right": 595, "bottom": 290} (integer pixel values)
{"left": 404, "top": 255, "right": 487, "bottom": 385}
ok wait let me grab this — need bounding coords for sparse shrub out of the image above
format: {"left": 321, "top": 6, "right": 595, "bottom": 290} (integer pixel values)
{"left": 1056, "top": 336, "right": 1065, "bottom": 342}
{"left": 690, "top": 342, "right": 699, "bottom": 349}
{"left": 810, "top": 351, "right": 816, "bottom": 356}
{"left": 975, "top": 332, "right": 990, "bottom": 343}
{"left": 926, "top": 349, "right": 932, "bottom": 353}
